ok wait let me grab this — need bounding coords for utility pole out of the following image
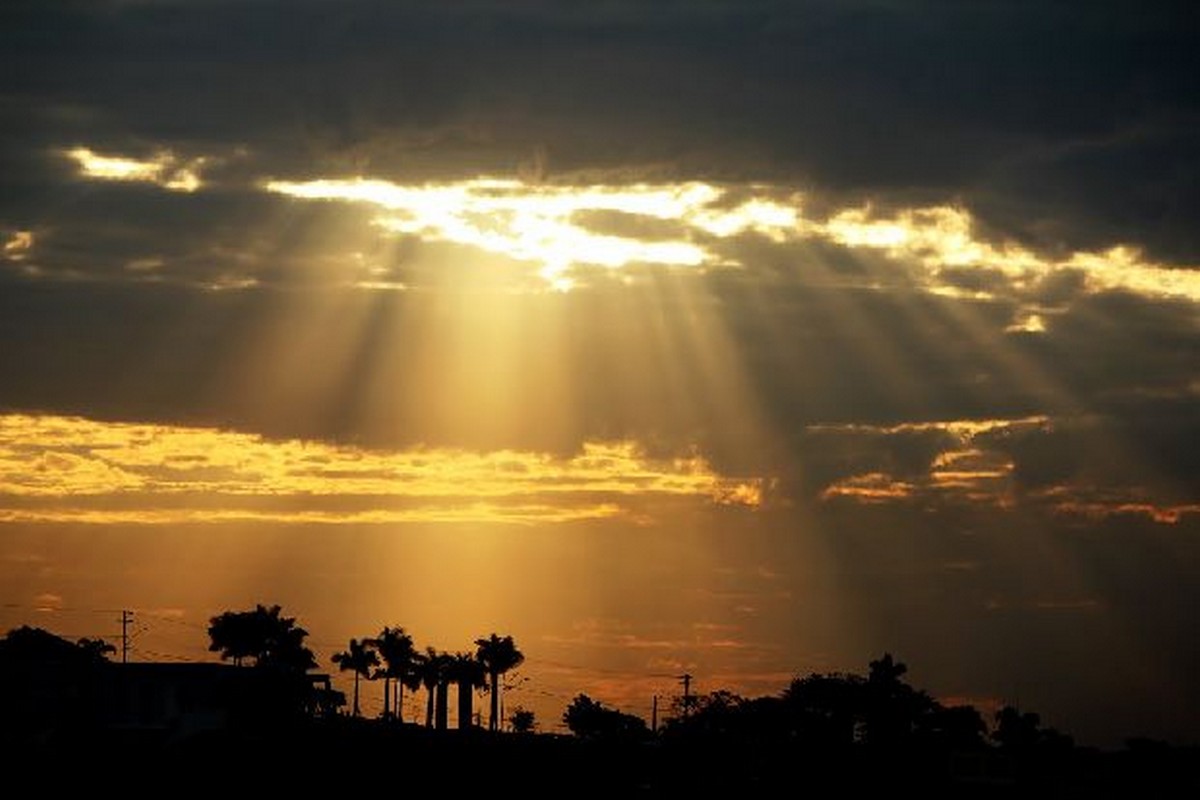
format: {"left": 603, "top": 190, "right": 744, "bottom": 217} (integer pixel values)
{"left": 120, "top": 609, "right": 133, "bottom": 664}
{"left": 678, "top": 673, "right": 693, "bottom": 718}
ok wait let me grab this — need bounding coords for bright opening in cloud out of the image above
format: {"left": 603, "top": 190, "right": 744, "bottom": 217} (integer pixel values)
{"left": 263, "top": 175, "right": 1198, "bottom": 303}
{"left": 2, "top": 230, "right": 33, "bottom": 261}
{"left": 65, "top": 147, "right": 205, "bottom": 192}
{"left": 822, "top": 204, "right": 1200, "bottom": 303}
{"left": 263, "top": 176, "right": 799, "bottom": 285}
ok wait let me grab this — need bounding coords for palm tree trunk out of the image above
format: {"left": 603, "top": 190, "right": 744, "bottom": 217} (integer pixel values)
{"left": 352, "top": 672, "right": 361, "bottom": 717}
{"left": 489, "top": 671, "right": 500, "bottom": 732}
{"left": 383, "top": 676, "right": 391, "bottom": 719}
{"left": 458, "top": 680, "right": 473, "bottom": 730}
{"left": 396, "top": 682, "right": 404, "bottom": 723}
{"left": 425, "top": 687, "right": 435, "bottom": 727}
{"left": 436, "top": 680, "right": 449, "bottom": 729}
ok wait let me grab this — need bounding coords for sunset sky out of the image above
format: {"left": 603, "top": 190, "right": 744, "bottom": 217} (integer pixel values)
{"left": 1, "top": 1, "right": 1197, "bottom": 746}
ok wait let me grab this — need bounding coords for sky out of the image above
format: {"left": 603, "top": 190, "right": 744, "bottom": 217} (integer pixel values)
{"left": 1, "top": 0, "right": 1197, "bottom": 746}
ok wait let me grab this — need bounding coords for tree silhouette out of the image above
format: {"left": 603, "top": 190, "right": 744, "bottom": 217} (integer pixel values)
{"left": 992, "top": 705, "right": 1073, "bottom": 752}
{"left": 994, "top": 705, "right": 1041, "bottom": 750}
{"left": 331, "top": 638, "right": 379, "bottom": 718}
{"left": 663, "top": 689, "right": 748, "bottom": 737}
{"left": 206, "top": 609, "right": 259, "bottom": 666}
{"left": 399, "top": 654, "right": 424, "bottom": 725}
{"left": 447, "top": 651, "right": 486, "bottom": 730}
{"left": 916, "top": 703, "right": 987, "bottom": 750}
{"left": 864, "top": 652, "right": 934, "bottom": 746}
{"left": 509, "top": 705, "right": 536, "bottom": 734}
{"left": 563, "top": 693, "right": 649, "bottom": 741}
{"left": 369, "top": 626, "right": 415, "bottom": 721}
{"left": 414, "top": 647, "right": 450, "bottom": 728}
{"left": 475, "top": 633, "right": 524, "bottom": 732}
{"left": 74, "top": 636, "right": 118, "bottom": 716}
{"left": 780, "top": 654, "right": 939, "bottom": 749}
{"left": 435, "top": 658, "right": 451, "bottom": 730}
{"left": 207, "top": 604, "right": 316, "bottom": 671}
{"left": 266, "top": 617, "right": 318, "bottom": 673}
{"left": 868, "top": 652, "right": 908, "bottom": 685}
{"left": 76, "top": 637, "right": 116, "bottom": 661}
{"left": 782, "top": 672, "right": 865, "bottom": 746}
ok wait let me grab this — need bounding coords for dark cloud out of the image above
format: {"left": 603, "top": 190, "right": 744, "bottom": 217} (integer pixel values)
{"left": 1021, "top": 289, "right": 1197, "bottom": 400}
{"left": 3, "top": 1, "right": 1198, "bottom": 259}
{"left": 988, "top": 400, "right": 1200, "bottom": 502}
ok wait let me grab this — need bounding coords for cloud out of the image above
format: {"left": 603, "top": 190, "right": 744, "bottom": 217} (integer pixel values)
{"left": 65, "top": 147, "right": 207, "bottom": 192}
{"left": 2, "top": 230, "right": 33, "bottom": 261}
{"left": 1034, "top": 490, "right": 1200, "bottom": 525}
{"left": 0, "top": 413, "right": 764, "bottom": 525}
{"left": 33, "top": 592, "right": 63, "bottom": 612}
{"left": 810, "top": 413, "right": 1197, "bottom": 524}
{"left": 4, "top": 2, "right": 1195, "bottom": 289}
{"left": 264, "top": 176, "right": 799, "bottom": 288}
{"left": 264, "top": 174, "right": 1199, "bottom": 309}
{"left": 820, "top": 472, "right": 916, "bottom": 504}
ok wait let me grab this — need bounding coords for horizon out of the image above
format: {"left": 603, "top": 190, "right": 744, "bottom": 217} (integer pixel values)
{"left": 1, "top": 1, "right": 1196, "bottom": 752}
{"left": 0, "top": 614, "right": 1137, "bottom": 748}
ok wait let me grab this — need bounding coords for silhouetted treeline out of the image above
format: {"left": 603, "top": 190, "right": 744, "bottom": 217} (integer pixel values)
{"left": 613, "top": 652, "right": 1196, "bottom": 798}
{"left": 3, "top": 623, "right": 1196, "bottom": 797}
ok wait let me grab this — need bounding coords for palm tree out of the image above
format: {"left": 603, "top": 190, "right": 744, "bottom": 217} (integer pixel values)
{"left": 475, "top": 633, "right": 525, "bottom": 732}
{"left": 370, "top": 626, "right": 416, "bottom": 721}
{"left": 435, "top": 656, "right": 452, "bottom": 730}
{"left": 400, "top": 658, "right": 424, "bottom": 725}
{"left": 414, "top": 647, "right": 449, "bottom": 728}
{"left": 331, "top": 638, "right": 379, "bottom": 718}
{"left": 447, "top": 651, "right": 486, "bottom": 730}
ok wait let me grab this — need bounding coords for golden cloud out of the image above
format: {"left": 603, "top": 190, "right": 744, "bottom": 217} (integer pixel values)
{"left": 264, "top": 176, "right": 798, "bottom": 289}
{"left": 264, "top": 175, "right": 1199, "bottom": 303}
{"left": 1032, "top": 486, "right": 1200, "bottom": 525}
{"left": 65, "top": 147, "right": 206, "bottom": 193}
{"left": 2, "top": 230, "right": 33, "bottom": 261}
{"left": 820, "top": 472, "right": 916, "bottom": 503}
{"left": 0, "top": 414, "right": 763, "bottom": 525}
